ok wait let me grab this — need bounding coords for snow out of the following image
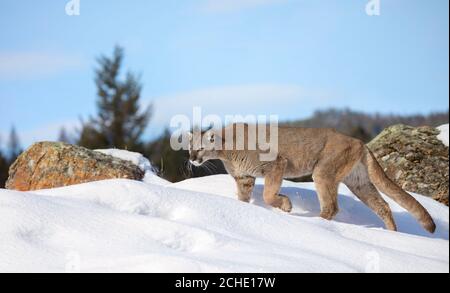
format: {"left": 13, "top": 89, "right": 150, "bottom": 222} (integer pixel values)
{"left": 0, "top": 173, "right": 448, "bottom": 273}
{"left": 437, "top": 124, "right": 449, "bottom": 147}
{"left": 94, "top": 149, "right": 169, "bottom": 185}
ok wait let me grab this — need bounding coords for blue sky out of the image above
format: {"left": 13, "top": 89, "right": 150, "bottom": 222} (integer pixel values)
{"left": 0, "top": 0, "right": 448, "bottom": 148}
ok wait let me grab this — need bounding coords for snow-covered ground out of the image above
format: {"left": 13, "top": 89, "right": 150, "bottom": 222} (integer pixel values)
{"left": 437, "top": 124, "right": 449, "bottom": 147}
{"left": 0, "top": 150, "right": 448, "bottom": 273}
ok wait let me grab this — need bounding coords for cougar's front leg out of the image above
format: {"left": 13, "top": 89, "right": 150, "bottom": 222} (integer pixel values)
{"left": 312, "top": 170, "right": 339, "bottom": 220}
{"left": 263, "top": 157, "right": 292, "bottom": 212}
{"left": 235, "top": 176, "right": 255, "bottom": 203}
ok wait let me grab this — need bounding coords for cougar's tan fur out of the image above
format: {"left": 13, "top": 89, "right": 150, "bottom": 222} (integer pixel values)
{"left": 188, "top": 124, "right": 436, "bottom": 233}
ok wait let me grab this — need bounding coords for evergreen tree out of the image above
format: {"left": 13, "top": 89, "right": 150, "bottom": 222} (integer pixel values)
{"left": 78, "top": 46, "right": 152, "bottom": 151}
{"left": 0, "top": 136, "right": 8, "bottom": 188}
{"left": 7, "top": 126, "right": 21, "bottom": 161}
{"left": 145, "top": 129, "right": 188, "bottom": 182}
{"left": 78, "top": 121, "right": 109, "bottom": 149}
{"left": 0, "top": 150, "right": 8, "bottom": 188}
{"left": 58, "top": 127, "right": 71, "bottom": 144}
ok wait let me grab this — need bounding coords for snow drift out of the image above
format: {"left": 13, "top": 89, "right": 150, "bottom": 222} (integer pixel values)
{"left": 0, "top": 172, "right": 448, "bottom": 272}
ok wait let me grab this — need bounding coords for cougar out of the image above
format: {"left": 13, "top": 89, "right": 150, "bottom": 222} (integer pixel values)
{"left": 187, "top": 123, "right": 436, "bottom": 233}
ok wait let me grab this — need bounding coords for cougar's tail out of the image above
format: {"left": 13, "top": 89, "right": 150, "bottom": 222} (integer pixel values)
{"left": 363, "top": 147, "right": 436, "bottom": 233}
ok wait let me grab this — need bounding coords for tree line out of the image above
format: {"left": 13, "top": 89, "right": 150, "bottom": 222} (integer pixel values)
{"left": 284, "top": 108, "right": 449, "bottom": 143}
{"left": 0, "top": 46, "right": 448, "bottom": 188}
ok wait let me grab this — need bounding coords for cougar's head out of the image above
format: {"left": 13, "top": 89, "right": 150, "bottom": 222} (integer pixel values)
{"left": 187, "top": 129, "right": 221, "bottom": 166}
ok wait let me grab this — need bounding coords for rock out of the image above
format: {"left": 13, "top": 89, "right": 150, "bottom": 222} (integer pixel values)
{"left": 433, "top": 190, "right": 449, "bottom": 206}
{"left": 367, "top": 124, "right": 449, "bottom": 206}
{"left": 6, "top": 142, "right": 144, "bottom": 191}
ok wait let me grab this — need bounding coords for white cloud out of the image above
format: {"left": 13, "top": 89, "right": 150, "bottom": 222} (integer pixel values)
{"left": 202, "top": 0, "right": 287, "bottom": 13}
{"left": 0, "top": 51, "right": 85, "bottom": 80}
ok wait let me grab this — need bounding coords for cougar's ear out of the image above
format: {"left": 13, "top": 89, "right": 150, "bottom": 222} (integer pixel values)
{"left": 186, "top": 131, "right": 193, "bottom": 140}
{"left": 203, "top": 130, "right": 223, "bottom": 149}
{"left": 212, "top": 131, "right": 225, "bottom": 145}
{"left": 207, "top": 131, "right": 215, "bottom": 143}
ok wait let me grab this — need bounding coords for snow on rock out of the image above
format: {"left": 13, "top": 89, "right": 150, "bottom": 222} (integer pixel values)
{"left": 0, "top": 175, "right": 448, "bottom": 272}
{"left": 94, "top": 149, "right": 169, "bottom": 185}
{"left": 437, "top": 124, "right": 449, "bottom": 147}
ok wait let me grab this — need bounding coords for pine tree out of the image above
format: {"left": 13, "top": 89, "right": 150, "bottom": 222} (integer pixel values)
{"left": 79, "top": 46, "right": 152, "bottom": 151}
{"left": 78, "top": 121, "right": 109, "bottom": 149}
{"left": 0, "top": 135, "right": 8, "bottom": 188}
{"left": 0, "top": 150, "right": 8, "bottom": 188}
{"left": 7, "top": 126, "right": 21, "bottom": 161}
{"left": 145, "top": 129, "right": 189, "bottom": 182}
{"left": 58, "top": 127, "right": 71, "bottom": 144}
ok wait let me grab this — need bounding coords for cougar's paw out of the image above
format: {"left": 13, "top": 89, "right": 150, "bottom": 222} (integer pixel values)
{"left": 319, "top": 206, "right": 338, "bottom": 220}
{"left": 279, "top": 195, "right": 292, "bottom": 213}
{"left": 238, "top": 196, "right": 251, "bottom": 203}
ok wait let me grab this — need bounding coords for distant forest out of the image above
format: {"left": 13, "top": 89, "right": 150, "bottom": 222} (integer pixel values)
{"left": 283, "top": 108, "right": 449, "bottom": 143}
{"left": 1, "top": 46, "right": 448, "bottom": 187}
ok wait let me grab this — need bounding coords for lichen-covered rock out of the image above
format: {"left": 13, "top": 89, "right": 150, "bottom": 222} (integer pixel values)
{"left": 367, "top": 124, "right": 449, "bottom": 205}
{"left": 5, "top": 142, "right": 144, "bottom": 191}
{"left": 432, "top": 192, "right": 449, "bottom": 206}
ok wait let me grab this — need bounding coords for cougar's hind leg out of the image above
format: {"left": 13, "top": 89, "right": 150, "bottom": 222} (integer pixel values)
{"left": 344, "top": 163, "right": 397, "bottom": 231}
{"left": 312, "top": 141, "right": 366, "bottom": 220}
